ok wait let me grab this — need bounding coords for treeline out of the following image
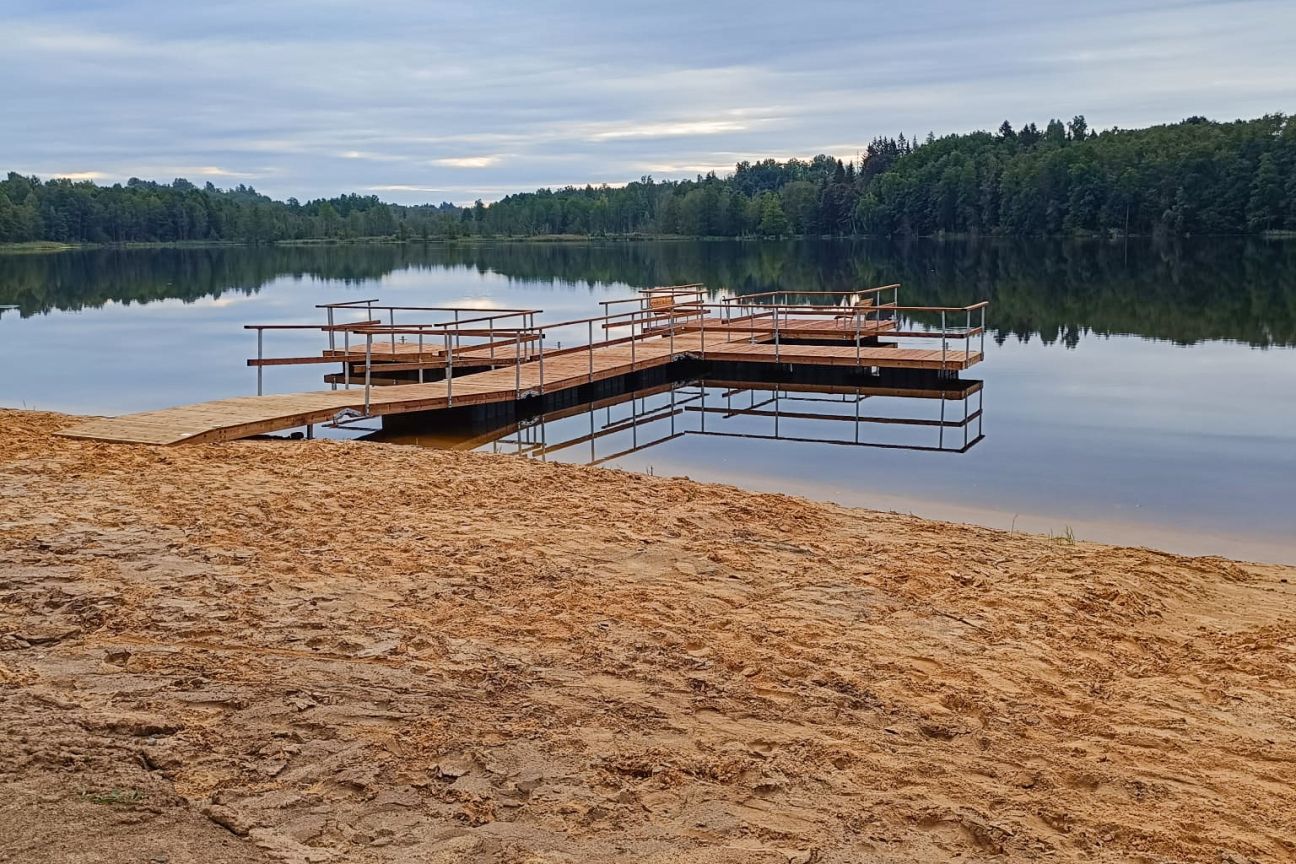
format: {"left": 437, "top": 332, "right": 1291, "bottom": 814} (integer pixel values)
{"left": 0, "top": 176, "right": 467, "bottom": 244}
{"left": 5, "top": 238, "right": 1295, "bottom": 347}
{"left": 1, "top": 114, "right": 1293, "bottom": 243}
{"left": 483, "top": 115, "right": 1296, "bottom": 237}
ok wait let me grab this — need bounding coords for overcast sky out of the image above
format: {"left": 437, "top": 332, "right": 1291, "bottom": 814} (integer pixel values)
{"left": 3, "top": 0, "right": 1293, "bottom": 204}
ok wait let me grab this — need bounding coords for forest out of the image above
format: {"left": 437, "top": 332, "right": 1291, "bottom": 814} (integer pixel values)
{"left": 1, "top": 114, "right": 1292, "bottom": 244}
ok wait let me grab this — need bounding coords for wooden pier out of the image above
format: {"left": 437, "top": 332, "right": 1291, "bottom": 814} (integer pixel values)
{"left": 58, "top": 285, "right": 988, "bottom": 446}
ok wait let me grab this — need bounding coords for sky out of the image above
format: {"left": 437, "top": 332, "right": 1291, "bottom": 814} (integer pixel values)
{"left": 3, "top": 0, "right": 1294, "bottom": 205}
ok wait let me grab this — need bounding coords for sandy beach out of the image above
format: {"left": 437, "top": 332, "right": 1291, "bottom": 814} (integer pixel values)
{"left": 1, "top": 407, "right": 1293, "bottom": 863}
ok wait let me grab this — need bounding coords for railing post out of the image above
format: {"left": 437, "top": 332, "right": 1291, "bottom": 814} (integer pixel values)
{"left": 446, "top": 331, "right": 453, "bottom": 406}
{"left": 966, "top": 308, "right": 972, "bottom": 368}
{"left": 538, "top": 332, "right": 545, "bottom": 394}
{"left": 515, "top": 334, "right": 522, "bottom": 396}
{"left": 364, "top": 332, "right": 372, "bottom": 414}
{"left": 389, "top": 308, "right": 396, "bottom": 361}
{"left": 343, "top": 327, "right": 351, "bottom": 389}
{"left": 855, "top": 311, "right": 861, "bottom": 366}
{"left": 940, "top": 310, "right": 948, "bottom": 374}
{"left": 774, "top": 307, "right": 780, "bottom": 364}
{"left": 588, "top": 320, "right": 594, "bottom": 383}
{"left": 256, "top": 328, "right": 263, "bottom": 396}
{"left": 630, "top": 314, "right": 636, "bottom": 371}
{"left": 489, "top": 322, "right": 495, "bottom": 360}
{"left": 980, "top": 306, "right": 986, "bottom": 358}
{"left": 418, "top": 330, "right": 424, "bottom": 383}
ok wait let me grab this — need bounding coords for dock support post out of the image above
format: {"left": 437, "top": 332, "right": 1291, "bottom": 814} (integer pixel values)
{"left": 343, "top": 328, "right": 351, "bottom": 389}
{"left": 538, "top": 333, "right": 545, "bottom": 394}
{"left": 306, "top": 424, "right": 314, "bottom": 440}
{"left": 515, "top": 339, "right": 522, "bottom": 397}
{"left": 256, "top": 328, "right": 264, "bottom": 396}
{"left": 364, "top": 333, "right": 372, "bottom": 415}
{"left": 588, "top": 321, "right": 594, "bottom": 383}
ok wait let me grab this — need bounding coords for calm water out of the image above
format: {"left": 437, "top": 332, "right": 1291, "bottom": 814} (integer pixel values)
{"left": 2, "top": 238, "right": 1294, "bottom": 563}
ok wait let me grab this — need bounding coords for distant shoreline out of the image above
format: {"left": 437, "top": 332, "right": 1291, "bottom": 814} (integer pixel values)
{"left": 3, "top": 231, "right": 1292, "bottom": 255}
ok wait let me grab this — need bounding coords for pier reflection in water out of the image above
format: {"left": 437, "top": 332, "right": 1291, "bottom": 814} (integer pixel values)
{"left": 372, "top": 373, "right": 985, "bottom": 465}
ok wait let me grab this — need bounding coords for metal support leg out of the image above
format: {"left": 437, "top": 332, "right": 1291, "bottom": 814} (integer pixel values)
{"left": 446, "top": 332, "right": 454, "bottom": 406}
{"left": 940, "top": 310, "right": 948, "bottom": 375}
{"left": 327, "top": 309, "right": 336, "bottom": 390}
{"left": 364, "top": 333, "right": 372, "bottom": 415}
{"left": 256, "top": 329, "right": 263, "bottom": 396}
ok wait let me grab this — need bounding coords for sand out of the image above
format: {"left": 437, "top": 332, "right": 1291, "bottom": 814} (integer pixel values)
{"left": 1, "top": 408, "right": 1293, "bottom": 864}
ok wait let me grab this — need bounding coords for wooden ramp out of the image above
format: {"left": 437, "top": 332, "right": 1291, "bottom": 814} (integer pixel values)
{"left": 59, "top": 338, "right": 689, "bottom": 446}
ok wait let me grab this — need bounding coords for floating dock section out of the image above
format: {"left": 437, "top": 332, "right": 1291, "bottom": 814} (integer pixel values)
{"left": 58, "top": 284, "right": 988, "bottom": 446}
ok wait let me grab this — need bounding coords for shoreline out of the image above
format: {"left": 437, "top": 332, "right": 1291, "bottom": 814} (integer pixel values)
{"left": 2, "top": 408, "right": 1294, "bottom": 863}
{"left": 3, "top": 231, "right": 1291, "bottom": 255}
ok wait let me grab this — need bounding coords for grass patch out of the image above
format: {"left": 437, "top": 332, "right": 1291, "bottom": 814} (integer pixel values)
{"left": 82, "top": 787, "right": 144, "bottom": 806}
{"left": 1050, "top": 525, "right": 1077, "bottom": 545}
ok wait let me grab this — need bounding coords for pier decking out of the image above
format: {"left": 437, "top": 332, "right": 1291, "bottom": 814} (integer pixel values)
{"left": 57, "top": 285, "right": 987, "bottom": 446}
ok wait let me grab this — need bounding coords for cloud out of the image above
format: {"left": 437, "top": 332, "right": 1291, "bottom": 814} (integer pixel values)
{"left": 585, "top": 120, "right": 753, "bottom": 141}
{"left": 431, "top": 156, "right": 502, "bottom": 168}
{"left": 48, "top": 171, "right": 107, "bottom": 181}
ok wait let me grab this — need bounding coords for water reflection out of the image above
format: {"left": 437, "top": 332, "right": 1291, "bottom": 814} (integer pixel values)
{"left": 372, "top": 373, "right": 986, "bottom": 462}
{"left": 2, "top": 237, "right": 1294, "bottom": 346}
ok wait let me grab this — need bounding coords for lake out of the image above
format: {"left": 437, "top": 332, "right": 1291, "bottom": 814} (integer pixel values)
{"left": 2, "top": 238, "right": 1294, "bottom": 563}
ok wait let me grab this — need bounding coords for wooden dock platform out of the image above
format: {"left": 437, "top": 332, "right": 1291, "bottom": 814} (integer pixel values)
{"left": 57, "top": 286, "right": 988, "bottom": 446}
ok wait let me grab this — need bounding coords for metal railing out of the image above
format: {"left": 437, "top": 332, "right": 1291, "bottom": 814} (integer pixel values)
{"left": 244, "top": 284, "right": 988, "bottom": 422}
